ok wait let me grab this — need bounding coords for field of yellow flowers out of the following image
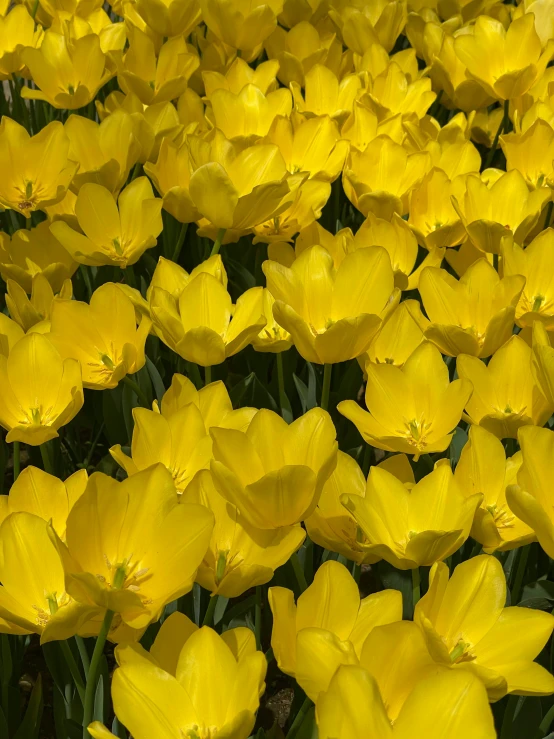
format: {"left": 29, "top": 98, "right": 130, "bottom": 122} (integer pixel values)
{"left": 3, "top": 0, "right": 554, "bottom": 736}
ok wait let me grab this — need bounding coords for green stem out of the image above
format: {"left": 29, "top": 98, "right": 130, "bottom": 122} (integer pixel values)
{"left": 291, "top": 552, "right": 308, "bottom": 593}
{"left": 255, "top": 586, "right": 262, "bottom": 650}
{"left": 82, "top": 609, "right": 115, "bottom": 738}
{"left": 122, "top": 376, "right": 149, "bottom": 407}
{"left": 511, "top": 545, "right": 530, "bottom": 605}
{"left": 265, "top": 646, "right": 274, "bottom": 666}
{"left": 493, "top": 253, "right": 499, "bottom": 271}
{"left": 484, "top": 99, "right": 509, "bottom": 169}
{"left": 31, "top": 0, "right": 40, "bottom": 20}
{"left": 352, "top": 562, "right": 361, "bottom": 584}
{"left": 82, "top": 422, "right": 105, "bottom": 471}
{"left": 276, "top": 352, "right": 287, "bottom": 420}
{"left": 172, "top": 223, "right": 188, "bottom": 264}
{"left": 12, "top": 441, "right": 20, "bottom": 481}
{"left": 80, "top": 265, "right": 93, "bottom": 299}
{"left": 412, "top": 567, "right": 421, "bottom": 611}
{"left": 204, "top": 365, "right": 212, "bottom": 386}
{"left": 469, "top": 541, "right": 482, "bottom": 559}
{"left": 130, "top": 161, "right": 142, "bottom": 181}
{"left": 537, "top": 700, "right": 554, "bottom": 737}
{"left": 500, "top": 695, "right": 520, "bottom": 739}
{"left": 286, "top": 697, "right": 312, "bottom": 739}
{"left": 545, "top": 200, "right": 554, "bottom": 230}
{"left": 59, "top": 639, "right": 86, "bottom": 705}
{"left": 210, "top": 228, "right": 226, "bottom": 257}
{"left": 26, "top": 217, "right": 31, "bottom": 230}
{"left": 40, "top": 443, "right": 54, "bottom": 475}
{"left": 202, "top": 595, "right": 218, "bottom": 627}
{"left": 320, "top": 364, "right": 332, "bottom": 412}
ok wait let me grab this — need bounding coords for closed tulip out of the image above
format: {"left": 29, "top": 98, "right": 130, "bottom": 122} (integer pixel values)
{"left": 363, "top": 300, "right": 429, "bottom": 368}
{"left": 0, "top": 5, "right": 42, "bottom": 79}
{"left": 501, "top": 118, "right": 554, "bottom": 190}
{"left": 342, "top": 463, "right": 482, "bottom": 569}
{"left": 200, "top": 0, "right": 284, "bottom": 55}
{"left": 269, "top": 560, "right": 402, "bottom": 700}
{"left": 0, "top": 333, "right": 83, "bottom": 445}
{"left": 210, "top": 407, "right": 337, "bottom": 529}
{"left": 6, "top": 274, "right": 72, "bottom": 332}
{"left": 209, "top": 84, "right": 292, "bottom": 144}
{"left": 291, "top": 65, "right": 362, "bottom": 125}
{"left": 339, "top": 342, "right": 472, "bottom": 457}
{"left": 408, "top": 169, "right": 466, "bottom": 250}
{"left": 134, "top": 0, "right": 201, "bottom": 38}
{"left": 415, "top": 555, "right": 554, "bottom": 699}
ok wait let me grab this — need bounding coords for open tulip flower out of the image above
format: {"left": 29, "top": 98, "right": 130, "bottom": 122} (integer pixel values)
{"left": 200, "top": 0, "right": 284, "bottom": 56}
{"left": 418, "top": 259, "right": 525, "bottom": 357}
{"left": 269, "top": 560, "right": 402, "bottom": 700}
{"left": 6, "top": 273, "right": 72, "bottom": 332}
{"left": 415, "top": 555, "right": 554, "bottom": 700}
{"left": 339, "top": 342, "right": 472, "bottom": 457}
{"left": 210, "top": 407, "right": 337, "bottom": 529}
{"left": 363, "top": 300, "right": 429, "bottom": 367}
{"left": 263, "top": 244, "right": 395, "bottom": 364}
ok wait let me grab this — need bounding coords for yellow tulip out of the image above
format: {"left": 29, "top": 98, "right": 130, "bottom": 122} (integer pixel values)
{"left": 96, "top": 614, "right": 266, "bottom": 738}
{"left": 0, "top": 222, "right": 77, "bottom": 294}
{"left": 119, "top": 29, "right": 199, "bottom": 106}
{"left": 408, "top": 169, "right": 466, "bottom": 250}
{"left": 264, "top": 21, "right": 342, "bottom": 87}
{"left": 203, "top": 56, "right": 280, "bottom": 97}
{"left": 502, "top": 230, "right": 554, "bottom": 330}
{"left": 251, "top": 289, "right": 292, "bottom": 353}
{"left": 134, "top": 0, "right": 200, "bottom": 38}
{"left": 291, "top": 64, "right": 362, "bottom": 125}
{"left": 263, "top": 245, "right": 395, "bottom": 364}
{"left": 0, "top": 118, "right": 77, "bottom": 217}
{"left": 22, "top": 28, "right": 115, "bottom": 109}
{"left": 457, "top": 335, "right": 553, "bottom": 439}
{"left": 269, "top": 560, "right": 402, "bottom": 699}
{"left": 0, "top": 466, "right": 87, "bottom": 540}
{"left": 342, "top": 462, "right": 481, "bottom": 569}
{"left": 210, "top": 407, "right": 337, "bottom": 529}
{"left": 531, "top": 320, "right": 554, "bottom": 405}
{"left": 507, "top": 425, "right": 554, "bottom": 560}
{"left": 451, "top": 168, "right": 551, "bottom": 254}
{"left": 50, "top": 177, "right": 163, "bottom": 268}
{"left": 501, "top": 118, "right": 554, "bottom": 190}
{"left": 339, "top": 342, "right": 472, "bottom": 457}
{"left": 317, "top": 665, "right": 496, "bottom": 739}
{"left": 330, "top": 0, "right": 406, "bottom": 54}
{"left": 185, "top": 469, "right": 305, "bottom": 597}
{"left": 455, "top": 425, "right": 534, "bottom": 552}
{"left": 343, "top": 136, "right": 430, "bottom": 219}
{"left": 469, "top": 107, "right": 506, "bottom": 148}
{"left": 363, "top": 300, "right": 429, "bottom": 367}
{"left": 143, "top": 137, "right": 201, "bottom": 223}
{"left": 65, "top": 111, "right": 141, "bottom": 195}
{"left": 209, "top": 84, "right": 292, "bottom": 144}
{"left": 0, "top": 333, "right": 83, "bottom": 446}
{"left": 416, "top": 554, "right": 554, "bottom": 699}
{"left": 53, "top": 465, "right": 214, "bottom": 630}
{"left": 48, "top": 282, "right": 151, "bottom": 390}
{"left": 340, "top": 100, "right": 404, "bottom": 153}
{"left": 0, "top": 5, "right": 42, "bottom": 79}
{"left": 454, "top": 14, "right": 554, "bottom": 101}
{"left": 419, "top": 259, "right": 525, "bottom": 357}
{"left": 6, "top": 274, "right": 72, "bottom": 332}
{"left": 0, "top": 314, "right": 24, "bottom": 358}
{"left": 200, "top": 0, "right": 283, "bottom": 55}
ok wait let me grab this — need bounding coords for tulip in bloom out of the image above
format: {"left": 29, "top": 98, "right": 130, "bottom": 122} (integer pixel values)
{"left": 0, "top": 5, "right": 42, "bottom": 79}
{"left": 451, "top": 169, "right": 550, "bottom": 254}
{"left": 269, "top": 560, "right": 402, "bottom": 700}
{"left": 501, "top": 118, "right": 554, "bottom": 190}
{"left": 454, "top": 14, "right": 554, "bottom": 101}
{"left": 455, "top": 426, "right": 534, "bottom": 553}
{"left": 89, "top": 613, "right": 267, "bottom": 739}
{"left": 342, "top": 462, "right": 481, "bottom": 569}
{"left": 134, "top": 0, "right": 201, "bottom": 38}
{"left": 290, "top": 65, "right": 362, "bottom": 125}
{"left": 210, "top": 407, "right": 337, "bottom": 529}
{"left": 185, "top": 470, "right": 305, "bottom": 597}
{"left": 53, "top": 465, "right": 214, "bottom": 630}
{"left": 200, "top": 0, "right": 284, "bottom": 55}
{"left": 0, "top": 118, "right": 77, "bottom": 217}
{"left": 209, "top": 84, "right": 292, "bottom": 144}
{"left": 317, "top": 665, "right": 496, "bottom": 739}
{"left": 263, "top": 245, "right": 395, "bottom": 364}
{"left": 363, "top": 300, "right": 429, "bottom": 368}
{"left": 339, "top": 342, "right": 472, "bottom": 457}
{"left": 48, "top": 283, "right": 151, "bottom": 390}
{"left": 22, "top": 29, "right": 115, "bottom": 109}
{"left": 329, "top": 0, "right": 406, "bottom": 54}
{"left": 0, "top": 333, "right": 83, "bottom": 445}
{"left": 50, "top": 177, "right": 163, "bottom": 268}
{"left": 6, "top": 274, "right": 72, "bottom": 332}
{"left": 0, "top": 222, "right": 77, "bottom": 294}
{"left": 507, "top": 425, "right": 554, "bottom": 560}
{"left": 457, "top": 335, "right": 553, "bottom": 439}
{"left": 415, "top": 555, "right": 554, "bottom": 699}
{"left": 251, "top": 289, "right": 292, "bottom": 352}
{"left": 408, "top": 169, "right": 466, "bottom": 250}
{"left": 419, "top": 260, "right": 525, "bottom": 357}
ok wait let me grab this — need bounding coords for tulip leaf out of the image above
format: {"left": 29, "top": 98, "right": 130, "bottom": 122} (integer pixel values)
{"left": 520, "top": 579, "right": 554, "bottom": 610}
{"left": 145, "top": 356, "right": 166, "bottom": 402}
{"left": 449, "top": 426, "right": 468, "bottom": 467}
{"left": 13, "top": 674, "right": 43, "bottom": 739}
{"left": 0, "top": 706, "right": 8, "bottom": 739}
{"left": 225, "top": 257, "right": 256, "bottom": 292}
{"left": 229, "top": 372, "right": 279, "bottom": 412}
{"left": 111, "top": 716, "right": 128, "bottom": 738}
{"left": 293, "top": 364, "right": 318, "bottom": 414}
{"left": 93, "top": 672, "right": 105, "bottom": 724}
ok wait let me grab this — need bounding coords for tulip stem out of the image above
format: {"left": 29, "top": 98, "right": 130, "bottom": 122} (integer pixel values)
{"left": 276, "top": 352, "right": 287, "bottom": 420}
{"left": 500, "top": 695, "right": 520, "bottom": 739}
{"left": 511, "top": 545, "right": 530, "bottom": 605}
{"left": 59, "top": 639, "right": 86, "bottom": 705}
{"left": 291, "top": 553, "right": 308, "bottom": 593}
{"left": 210, "top": 228, "right": 226, "bottom": 257}
{"left": 286, "top": 697, "right": 312, "bottom": 739}
{"left": 202, "top": 595, "right": 218, "bottom": 627}
{"left": 352, "top": 562, "right": 361, "bottom": 584}
{"left": 205, "top": 365, "right": 212, "bottom": 386}
{"left": 484, "top": 99, "right": 509, "bottom": 169}
{"left": 255, "top": 586, "right": 262, "bottom": 650}
{"left": 172, "top": 222, "right": 188, "bottom": 263}
{"left": 545, "top": 200, "right": 554, "bottom": 230}
{"left": 40, "top": 443, "right": 54, "bottom": 475}
{"left": 320, "top": 364, "right": 332, "bottom": 412}
{"left": 31, "top": 0, "right": 39, "bottom": 19}
{"left": 12, "top": 441, "right": 20, "bottom": 481}
{"left": 82, "top": 608, "right": 115, "bottom": 738}
{"left": 122, "top": 375, "right": 150, "bottom": 407}
{"left": 412, "top": 567, "right": 421, "bottom": 611}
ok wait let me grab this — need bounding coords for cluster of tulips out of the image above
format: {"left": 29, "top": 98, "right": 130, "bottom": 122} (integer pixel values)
{"left": 3, "top": 0, "right": 554, "bottom": 737}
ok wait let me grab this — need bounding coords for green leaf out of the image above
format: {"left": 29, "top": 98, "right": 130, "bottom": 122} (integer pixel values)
{"left": 13, "top": 674, "right": 43, "bottom": 739}
{"left": 449, "top": 427, "right": 468, "bottom": 467}
{"left": 520, "top": 579, "right": 554, "bottom": 610}
{"left": 229, "top": 373, "right": 278, "bottom": 412}
{"left": 145, "top": 356, "right": 166, "bottom": 402}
